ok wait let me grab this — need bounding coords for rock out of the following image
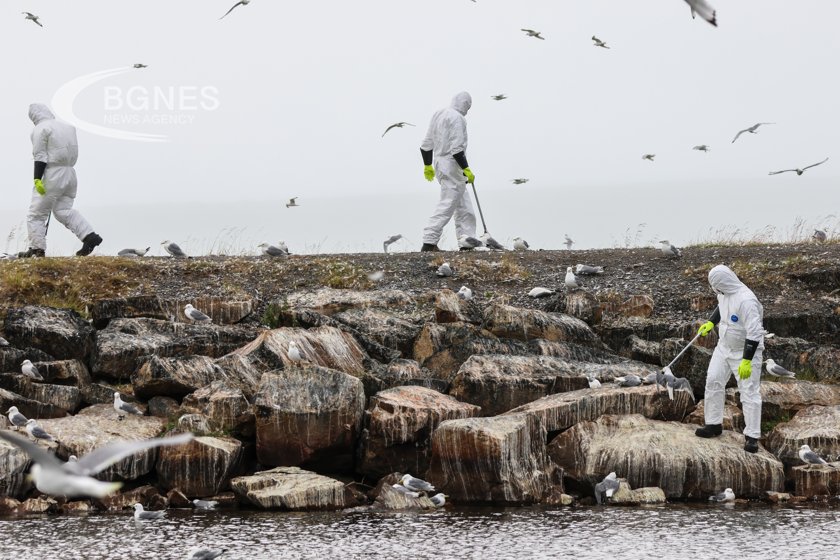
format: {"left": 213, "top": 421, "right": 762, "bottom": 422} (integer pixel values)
{"left": 543, "top": 492, "right": 574, "bottom": 506}
{"left": 213, "top": 354, "right": 264, "bottom": 400}
{"left": 254, "top": 368, "right": 364, "bottom": 471}
{"left": 95, "top": 485, "right": 161, "bottom": 511}
{"left": 548, "top": 414, "right": 784, "bottom": 499}
{"left": 362, "top": 359, "right": 449, "bottom": 396}
{"left": 690, "top": 295, "right": 717, "bottom": 313}
{"left": 802, "top": 346, "right": 840, "bottom": 382}
{"left": 91, "top": 318, "right": 259, "bottom": 381}
{"left": 564, "top": 290, "right": 602, "bottom": 325}
{"left": 0, "top": 347, "right": 54, "bottom": 374}
{"left": 450, "top": 355, "right": 659, "bottom": 417}
{"left": 0, "top": 375, "right": 81, "bottom": 413}
{"left": 80, "top": 382, "right": 123, "bottom": 406}
{"left": 618, "top": 335, "right": 662, "bottom": 365}
{"left": 528, "top": 339, "right": 626, "bottom": 364}
{"left": 616, "top": 295, "right": 655, "bottom": 318}
{"left": 610, "top": 481, "right": 667, "bottom": 505}
{"left": 233, "top": 326, "right": 368, "bottom": 376}
{"left": 132, "top": 355, "right": 225, "bottom": 400}
{"left": 157, "top": 436, "right": 243, "bottom": 497}
{"left": 482, "top": 304, "right": 601, "bottom": 346}
{"left": 18, "top": 496, "right": 58, "bottom": 514}
{"left": 357, "top": 386, "right": 480, "bottom": 479}
{"left": 765, "top": 405, "right": 840, "bottom": 468}
{"left": 684, "top": 399, "right": 745, "bottom": 432}
{"left": 727, "top": 381, "right": 840, "bottom": 421}
{"left": 91, "top": 295, "right": 254, "bottom": 328}
{"left": 182, "top": 381, "right": 252, "bottom": 435}
{"left": 504, "top": 384, "right": 695, "bottom": 436}
{"left": 177, "top": 413, "right": 213, "bottom": 435}
{"left": 370, "top": 473, "right": 436, "bottom": 510}
{"left": 147, "top": 396, "right": 180, "bottom": 418}
{"left": 38, "top": 404, "right": 166, "bottom": 481}
{"left": 285, "top": 288, "right": 414, "bottom": 316}
{"left": 596, "top": 319, "right": 680, "bottom": 355}
{"left": 434, "top": 289, "right": 481, "bottom": 325}
{"left": 426, "top": 414, "right": 556, "bottom": 505}
{"left": 765, "top": 491, "right": 791, "bottom": 503}
{"left": 3, "top": 306, "right": 94, "bottom": 360}
{"left": 333, "top": 308, "right": 422, "bottom": 358}
{"left": 791, "top": 464, "right": 840, "bottom": 497}
{"left": 0, "top": 387, "right": 68, "bottom": 419}
{"left": 0, "top": 497, "right": 20, "bottom": 514}
{"left": 230, "top": 466, "right": 358, "bottom": 510}
{"left": 0, "top": 439, "right": 32, "bottom": 499}
{"left": 33, "top": 359, "right": 91, "bottom": 387}
{"left": 166, "top": 488, "right": 191, "bottom": 508}
{"left": 61, "top": 501, "right": 93, "bottom": 514}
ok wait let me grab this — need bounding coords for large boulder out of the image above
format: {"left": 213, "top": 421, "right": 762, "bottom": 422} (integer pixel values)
{"left": 91, "top": 295, "right": 254, "bottom": 328}
{"left": 156, "top": 436, "right": 243, "bottom": 497}
{"left": 548, "top": 414, "right": 784, "bottom": 499}
{"left": 727, "top": 380, "right": 840, "bottom": 420}
{"left": 37, "top": 404, "right": 167, "bottom": 481}
{"left": 254, "top": 368, "right": 364, "bottom": 471}
{"left": 213, "top": 354, "right": 262, "bottom": 400}
{"left": 230, "top": 466, "right": 358, "bottom": 510}
{"left": 528, "top": 339, "right": 626, "bottom": 364}
{"left": 684, "top": 399, "right": 745, "bottom": 432}
{"left": 332, "top": 308, "right": 421, "bottom": 358}
{"left": 482, "top": 304, "right": 601, "bottom": 346}
{"left": 357, "top": 386, "right": 480, "bottom": 479}
{"left": 504, "top": 384, "right": 695, "bottom": 435}
{"left": 618, "top": 335, "right": 662, "bottom": 365}
{"left": 0, "top": 439, "right": 32, "bottom": 499}
{"left": 434, "top": 289, "right": 481, "bottom": 325}
{"left": 92, "top": 318, "right": 259, "bottom": 381}
{"left": 0, "top": 375, "right": 80, "bottom": 413}
{"left": 285, "top": 288, "right": 415, "bottom": 316}
{"left": 132, "top": 355, "right": 225, "bottom": 400}
{"left": 791, "top": 463, "right": 840, "bottom": 497}
{"left": 765, "top": 405, "right": 840, "bottom": 468}
{"left": 182, "top": 381, "right": 253, "bottom": 435}
{"left": 34, "top": 360, "right": 92, "bottom": 388}
{"left": 0, "top": 347, "right": 54, "bottom": 374}
{"left": 362, "top": 359, "right": 449, "bottom": 396}
{"left": 426, "top": 414, "right": 557, "bottom": 505}
{"left": 3, "top": 306, "right": 94, "bottom": 360}
{"left": 0, "top": 387, "right": 68, "bottom": 419}
{"left": 449, "top": 355, "right": 658, "bottom": 417}
{"left": 563, "top": 290, "right": 603, "bottom": 325}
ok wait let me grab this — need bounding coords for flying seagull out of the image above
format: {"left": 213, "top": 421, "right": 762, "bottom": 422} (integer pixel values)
{"left": 812, "top": 229, "right": 827, "bottom": 243}
{"left": 383, "top": 234, "right": 403, "bottom": 254}
{"left": 731, "top": 122, "right": 774, "bottom": 143}
{"left": 491, "top": 94, "right": 508, "bottom": 101}
{"left": 133, "top": 64, "right": 148, "bottom": 69}
{"left": 21, "top": 360, "right": 44, "bottom": 381}
{"left": 564, "top": 235, "right": 574, "bottom": 250}
{"left": 287, "top": 341, "right": 303, "bottom": 364}
{"left": 591, "top": 36, "right": 610, "bottom": 49}
{"left": 799, "top": 444, "right": 832, "bottom": 467}
{"left": 659, "top": 240, "right": 682, "bottom": 258}
{"left": 220, "top": 0, "right": 250, "bottom": 20}
{"left": 5, "top": 406, "right": 29, "bottom": 430}
{"left": 118, "top": 247, "right": 150, "bottom": 257}
{"left": 521, "top": 29, "right": 545, "bottom": 40}
{"left": 184, "top": 304, "right": 212, "bottom": 325}
{"left": 26, "top": 419, "right": 55, "bottom": 442}
{"left": 565, "top": 267, "right": 579, "bottom": 289}
{"left": 642, "top": 154, "right": 655, "bottom": 161}
{"left": 430, "top": 493, "right": 449, "bottom": 507}
{"left": 286, "top": 197, "right": 299, "bottom": 208}
{"left": 528, "top": 287, "right": 555, "bottom": 298}
{"left": 769, "top": 157, "right": 829, "bottom": 177}
{"left": 382, "top": 122, "right": 414, "bottom": 137}
{"left": 686, "top": 0, "right": 717, "bottom": 26}
{"left": 161, "top": 240, "right": 187, "bottom": 258}
{"left": 457, "top": 286, "right": 473, "bottom": 301}
{"left": 512, "top": 178, "right": 529, "bottom": 185}
{"left": 400, "top": 474, "right": 435, "bottom": 492}
{"left": 693, "top": 145, "right": 710, "bottom": 152}
{"left": 764, "top": 359, "right": 796, "bottom": 379}
{"left": 513, "top": 237, "right": 530, "bottom": 251}
{"left": 113, "top": 393, "right": 144, "bottom": 419}
{"left": 436, "top": 262, "right": 453, "bottom": 277}
{"left": 258, "top": 243, "right": 288, "bottom": 258}
{"left": 594, "top": 472, "right": 620, "bottom": 504}
{"left": 193, "top": 499, "right": 219, "bottom": 510}
{"left": 134, "top": 503, "right": 165, "bottom": 521}
{"left": 0, "top": 430, "right": 193, "bottom": 498}
{"left": 708, "top": 488, "right": 735, "bottom": 502}
{"left": 22, "top": 12, "right": 43, "bottom": 27}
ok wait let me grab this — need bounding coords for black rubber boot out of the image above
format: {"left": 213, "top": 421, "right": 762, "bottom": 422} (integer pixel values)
{"left": 744, "top": 436, "right": 759, "bottom": 454}
{"left": 420, "top": 243, "right": 440, "bottom": 252}
{"left": 695, "top": 424, "right": 723, "bottom": 438}
{"left": 76, "top": 232, "right": 103, "bottom": 256}
{"left": 17, "top": 248, "right": 46, "bottom": 258}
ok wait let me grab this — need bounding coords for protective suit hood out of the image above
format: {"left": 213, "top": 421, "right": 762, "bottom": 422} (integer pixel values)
{"left": 708, "top": 265, "right": 744, "bottom": 295}
{"left": 450, "top": 92, "right": 472, "bottom": 116}
{"left": 29, "top": 104, "right": 55, "bottom": 125}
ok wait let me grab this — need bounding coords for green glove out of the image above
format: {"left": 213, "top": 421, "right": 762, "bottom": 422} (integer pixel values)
{"left": 34, "top": 179, "right": 45, "bottom": 196}
{"left": 738, "top": 359, "right": 752, "bottom": 380}
{"left": 424, "top": 165, "right": 435, "bottom": 182}
{"left": 463, "top": 167, "right": 475, "bottom": 184}
{"left": 698, "top": 321, "right": 715, "bottom": 337}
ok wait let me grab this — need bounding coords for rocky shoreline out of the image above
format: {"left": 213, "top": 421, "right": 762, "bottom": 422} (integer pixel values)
{"left": 1, "top": 246, "right": 840, "bottom": 515}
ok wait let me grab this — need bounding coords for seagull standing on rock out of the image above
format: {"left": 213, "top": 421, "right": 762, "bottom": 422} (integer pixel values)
{"left": 161, "top": 240, "right": 187, "bottom": 258}
{"left": 708, "top": 488, "right": 735, "bottom": 502}
{"left": 21, "top": 360, "right": 44, "bottom": 381}
{"left": 114, "top": 393, "right": 144, "bottom": 419}
{"left": 6, "top": 406, "right": 29, "bottom": 430}
{"left": 391, "top": 484, "right": 420, "bottom": 498}
{"left": 564, "top": 267, "right": 579, "bottom": 289}
{"left": 764, "top": 359, "right": 796, "bottom": 379}
{"left": 513, "top": 237, "right": 530, "bottom": 251}
{"left": 799, "top": 444, "right": 832, "bottom": 467}
{"left": 400, "top": 474, "right": 435, "bottom": 492}
{"left": 26, "top": 419, "right": 55, "bottom": 442}
{"left": 184, "top": 304, "right": 212, "bottom": 325}
{"left": 659, "top": 240, "right": 682, "bottom": 258}
{"left": 287, "top": 341, "right": 303, "bottom": 364}
{"left": 430, "top": 493, "right": 449, "bottom": 507}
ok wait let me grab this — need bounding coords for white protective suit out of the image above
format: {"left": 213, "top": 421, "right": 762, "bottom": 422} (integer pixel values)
{"left": 27, "top": 104, "right": 94, "bottom": 251}
{"left": 704, "top": 265, "right": 765, "bottom": 439}
{"left": 420, "top": 92, "right": 477, "bottom": 246}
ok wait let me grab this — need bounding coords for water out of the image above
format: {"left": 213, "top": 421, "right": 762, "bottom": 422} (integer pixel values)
{"left": 1, "top": 504, "right": 837, "bottom": 559}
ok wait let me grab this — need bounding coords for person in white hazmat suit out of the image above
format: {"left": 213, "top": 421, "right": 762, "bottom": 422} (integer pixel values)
{"left": 695, "top": 265, "right": 764, "bottom": 453}
{"left": 18, "top": 104, "right": 102, "bottom": 258}
{"left": 419, "top": 92, "right": 477, "bottom": 252}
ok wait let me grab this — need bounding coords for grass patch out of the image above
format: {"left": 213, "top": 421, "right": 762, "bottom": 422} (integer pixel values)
{"left": 762, "top": 413, "right": 791, "bottom": 435}
{"left": 427, "top": 253, "right": 531, "bottom": 283}
{"left": 316, "top": 259, "right": 372, "bottom": 290}
{"left": 262, "top": 299, "right": 290, "bottom": 329}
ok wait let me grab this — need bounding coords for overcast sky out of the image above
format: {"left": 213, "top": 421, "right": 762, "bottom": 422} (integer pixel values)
{"left": 1, "top": 0, "right": 838, "bottom": 255}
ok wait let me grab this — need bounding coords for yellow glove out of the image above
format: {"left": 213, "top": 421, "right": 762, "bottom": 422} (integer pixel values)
{"left": 424, "top": 165, "right": 435, "bottom": 182}
{"left": 738, "top": 359, "right": 752, "bottom": 380}
{"left": 697, "top": 321, "right": 715, "bottom": 337}
{"left": 34, "top": 179, "right": 45, "bottom": 196}
{"left": 463, "top": 167, "right": 475, "bottom": 184}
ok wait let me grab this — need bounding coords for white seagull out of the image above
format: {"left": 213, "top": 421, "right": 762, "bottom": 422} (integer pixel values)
{"left": 513, "top": 237, "right": 530, "bottom": 251}
{"left": 134, "top": 503, "right": 165, "bottom": 520}
{"left": 118, "top": 247, "right": 150, "bottom": 257}
{"left": 258, "top": 243, "right": 288, "bottom": 258}
{"left": 812, "top": 229, "right": 827, "bottom": 243}
{"left": 459, "top": 236, "right": 484, "bottom": 249}
{"left": 0, "top": 430, "right": 193, "bottom": 498}
{"left": 113, "top": 393, "right": 144, "bottom": 419}
{"left": 521, "top": 29, "right": 545, "bottom": 40}
{"left": 161, "top": 240, "right": 187, "bottom": 258}
{"left": 731, "top": 122, "right": 774, "bottom": 144}
{"left": 564, "top": 267, "right": 579, "bottom": 289}
{"left": 659, "top": 240, "right": 682, "bottom": 258}
{"left": 587, "top": 377, "right": 602, "bottom": 389}
{"left": 275, "top": 241, "right": 290, "bottom": 255}
{"left": 764, "top": 359, "right": 796, "bottom": 379}
{"left": 575, "top": 264, "right": 604, "bottom": 275}
{"left": 382, "top": 122, "right": 414, "bottom": 137}
{"left": 708, "top": 488, "right": 735, "bottom": 502}
{"left": 391, "top": 484, "right": 420, "bottom": 498}
{"left": 564, "top": 235, "right": 574, "bottom": 250}
{"left": 436, "top": 262, "right": 453, "bottom": 277}
{"left": 799, "top": 444, "right": 832, "bottom": 467}
{"left": 685, "top": 0, "right": 717, "bottom": 26}
{"left": 193, "top": 499, "right": 219, "bottom": 510}
{"left": 591, "top": 36, "right": 610, "bottom": 49}
{"left": 220, "top": 0, "right": 250, "bottom": 20}
{"left": 528, "top": 287, "right": 555, "bottom": 299}
{"left": 400, "top": 474, "right": 435, "bottom": 492}
{"left": 184, "top": 304, "right": 212, "bottom": 324}
{"left": 615, "top": 375, "right": 642, "bottom": 387}
{"left": 383, "top": 234, "right": 403, "bottom": 254}
{"left": 133, "top": 63, "right": 148, "bottom": 69}
{"left": 287, "top": 341, "right": 303, "bottom": 364}
{"left": 286, "top": 197, "right": 299, "bottom": 208}
{"left": 457, "top": 286, "right": 473, "bottom": 301}
{"left": 6, "top": 406, "right": 29, "bottom": 430}
{"left": 21, "top": 360, "right": 44, "bottom": 381}
{"left": 693, "top": 145, "right": 710, "bottom": 152}
{"left": 769, "top": 157, "right": 829, "bottom": 177}
{"left": 512, "top": 178, "right": 529, "bottom": 185}
{"left": 642, "top": 154, "right": 655, "bottom": 161}
{"left": 430, "top": 493, "right": 449, "bottom": 507}
{"left": 25, "top": 419, "right": 55, "bottom": 442}
{"left": 22, "top": 12, "right": 43, "bottom": 27}
{"left": 594, "top": 472, "right": 620, "bottom": 504}
{"left": 480, "top": 233, "right": 505, "bottom": 251}
{"left": 491, "top": 94, "right": 508, "bottom": 101}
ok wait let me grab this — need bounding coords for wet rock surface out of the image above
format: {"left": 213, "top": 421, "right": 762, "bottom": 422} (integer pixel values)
{"left": 3, "top": 306, "right": 94, "bottom": 360}
{"left": 156, "top": 436, "right": 244, "bottom": 497}
{"left": 230, "top": 466, "right": 357, "bottom": 510}
{"left": 765, "top": 405, "right": 840, "bottom": 468}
